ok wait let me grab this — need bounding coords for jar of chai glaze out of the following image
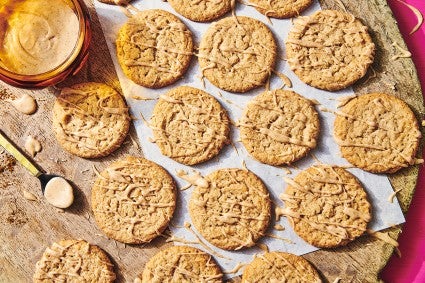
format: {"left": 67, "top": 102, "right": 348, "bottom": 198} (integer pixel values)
{"left": 0, "top": 0, "right": 91, "bottom": 88}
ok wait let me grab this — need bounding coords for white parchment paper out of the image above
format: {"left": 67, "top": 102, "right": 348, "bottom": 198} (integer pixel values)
{"left": 93, "top": 0, "right": 405, "bottom": 276}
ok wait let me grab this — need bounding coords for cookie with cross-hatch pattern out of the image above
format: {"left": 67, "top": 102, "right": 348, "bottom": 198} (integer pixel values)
{"left": 249, "top": 0, "right": 313, "bottom": 19}
{"left": 91, "top": 156, "right": 176, "bottom": 244}
{"left": 280, "top": 164, "right": 371, "bottom": 248}
{"left": 116, "top": 9, "right": 193, "bottom": 88}
{"left": 189, "top": 168, "right": 271, "bottom": 250}
{"left": 140, "top": 246, "right": 223, "bottom": 282}
{"left": 198, "top": 16, "right": 277, "bottom": 93}
{"left": 334, "top": 93, "right": 422, "bottom": 173}
{"left": 239, "top": 89, "right": 320, "bottom": 166}
{"left": 168, "top": 0, "right": 233, "bottom": 22}
{"left": 52, "top": 82, "right": 130, "bottom": 158}
{"left": 285, "top": 10, "right": 375, "bottom": 91}
{"left": 150, "top": 86, "right": 230, "bottom": 165}
{"left": 33, "top": 239, "right": 116, "bottom": 282}
{"left": 241, "top": 252, "right": 322, "bottom": 283}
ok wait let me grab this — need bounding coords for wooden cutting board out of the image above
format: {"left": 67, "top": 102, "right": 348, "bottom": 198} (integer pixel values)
{"left": 0, "top": 0, "right": 423, "bottom": 282}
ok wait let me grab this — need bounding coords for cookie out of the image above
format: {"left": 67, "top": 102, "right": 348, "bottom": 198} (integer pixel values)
{"left": 285, "top": 10, "right": 375, "bottom": 91}
{"left": 91, "top": 156, "right": 176, "bottom": 244}
{"left": 334, "top": 93, "right": 421, "bottom": 173}
{"left": 249, "top": 0, "right": 313, "bottom": 19}
{"left": 150, "top": 86, "right": 230, "bottom": 165}
{"left": 33, "top": 239, "right": 116, "bottom": 282}
{"left": 280, "top": 165, "right": 371, "bottom": 248}
{"left": 198, "top": 16, "right": 277, "bottom": 93}
{"left": 241, "top": 252, "right": 322, "bottom": 282}
{"left": 189, "top": 168, "right": 271, "bottom": 250}
{"left": 239, "top": 89, "right": 320, "bottom": 166}
{"left": 97, "top": 0, "right": 131, "bottom": 5}
{"left": 141, "top": 245, "right": 223, "bottom": 282}
{"left": 116, "top": 9, "right": 193, "bottom": 88}
{"left": 52, "top": 82, "right": 130, "bottom": 158}
{"left": 168, "top": 0, "right": 232, "bottom": 22}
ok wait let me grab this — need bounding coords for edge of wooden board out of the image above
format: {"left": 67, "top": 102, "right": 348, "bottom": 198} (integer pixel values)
{"left": 305, "top": 1, "right": 424, "bottom": 282}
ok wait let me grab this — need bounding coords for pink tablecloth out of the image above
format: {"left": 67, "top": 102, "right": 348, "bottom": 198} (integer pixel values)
{"left": 381, "top": 1, "right": 425, "bottom": 282}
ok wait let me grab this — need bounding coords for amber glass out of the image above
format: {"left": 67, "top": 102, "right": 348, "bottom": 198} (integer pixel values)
{"left": 0, "top": 0, "right": 91, "bottom": 88}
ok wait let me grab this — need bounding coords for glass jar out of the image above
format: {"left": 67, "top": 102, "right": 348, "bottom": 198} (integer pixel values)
{"left": 0, "top": 0, "right": 91, "bottom": 88}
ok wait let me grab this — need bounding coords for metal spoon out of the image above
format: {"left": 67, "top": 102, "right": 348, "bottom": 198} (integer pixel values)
{"left": 0, "top": 130, "right": 74, "bottom": 208}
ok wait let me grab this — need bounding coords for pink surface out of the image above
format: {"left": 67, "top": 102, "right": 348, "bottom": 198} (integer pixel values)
{"left": 380, "top": 0, "right": 425, "bottom": 282}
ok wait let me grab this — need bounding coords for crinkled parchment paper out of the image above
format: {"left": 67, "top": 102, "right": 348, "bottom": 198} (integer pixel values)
{"left": 94, "top": 0, "right": 404, "bottom": 277}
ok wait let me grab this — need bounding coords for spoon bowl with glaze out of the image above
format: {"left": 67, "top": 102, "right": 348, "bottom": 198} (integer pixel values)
{"left": 0, "top": 130, "right": 74, "bottom": 208}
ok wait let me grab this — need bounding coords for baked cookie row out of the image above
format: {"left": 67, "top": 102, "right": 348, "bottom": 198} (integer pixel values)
{"left": 34, "top": 160, "right": 368, "bottom": 281}
{"left": 51, "top": 83, "right": 421, "bottom": 174}
{"left": 99, "top": 0, "right": 314, "bottom": 21}
{"left": 34, "top": 240, "right": 322, "bottom": 282}
{"left": 115, "top": 9, "right": 375, "bottom": 92}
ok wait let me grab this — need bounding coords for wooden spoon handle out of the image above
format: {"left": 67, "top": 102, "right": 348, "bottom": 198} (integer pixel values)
{"left": 0, "top": 130, "right": 41, "bottom": 177}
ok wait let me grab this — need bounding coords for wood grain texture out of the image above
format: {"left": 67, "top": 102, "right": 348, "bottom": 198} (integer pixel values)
{"left": 0, "top": 0, "right": 423, "bottom": 282}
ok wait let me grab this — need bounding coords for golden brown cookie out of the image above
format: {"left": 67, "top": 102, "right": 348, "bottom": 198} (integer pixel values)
{"left": 241, "top": 252, "right": 322, "bottom": 282}
{"left": 116, "top": 9, "right": 193, "bottom": 88}
{"left": 334, "top": 93, "right": 421, "bottom": 173}
{"left": 150, "top": 86, "right": 230, "bottom": 165}
{"left": 239, "top": 89, "right": 320, "bottom": 166}
{"left": 249, "top": 0, "right": 313, "bottom": 19}
{"left": 52, "top": 82, "right": 130, "bottom": 158}
{"left": 198, "top": 16, "right": 277, "bottom": 93}
{"left": 168, "top": 0, "right": 232, "bottom": 22}
{"left": 33, "top": 239, "right": 116, "bottom": 283}
{"left": 285, "top": 10, "right": 375, "bottom": 91}
{"left": 140, "top": 245, "right": 223, "bottom": 282}
{"left": 189, "top": 168, "right": 271, "bottom": 250}
{"left": 97, "top": 0, "right": 131, "bottom": 5}
{"left": 91, "top": 156, "right": 176, "bottom": 244}
{"left": 280, "top": 165, "right": 371, "bottom": 248}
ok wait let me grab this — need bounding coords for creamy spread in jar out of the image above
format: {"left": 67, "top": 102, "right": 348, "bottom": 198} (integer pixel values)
{"left": 0, "top": 0, "right": 80, "bottom": 75}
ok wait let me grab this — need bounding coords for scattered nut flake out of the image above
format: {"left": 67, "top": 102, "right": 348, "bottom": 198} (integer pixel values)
{"left": 23, "top": 190, "right": 37, "bottom": 201}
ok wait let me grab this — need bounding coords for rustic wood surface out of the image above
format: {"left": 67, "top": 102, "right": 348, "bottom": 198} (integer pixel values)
{"left": 0, "top": 0, "right": 423, "bottom": 282}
